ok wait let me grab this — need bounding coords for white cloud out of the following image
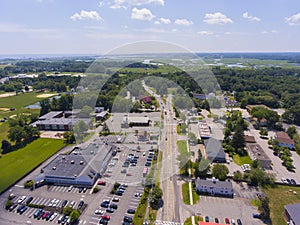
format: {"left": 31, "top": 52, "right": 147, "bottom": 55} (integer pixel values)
{"left": 242, "top": 12, "right": 261, "bottom": 22}
{"left": 110, "top": 0, "right": 164, "bottom": 9}
{"left": 131, "top": 7, "right": 155, "bottom": 21}
{"left": 285, "top": 13, "right": 300, "bottom": 26}
{"left": 262, "top": 29, "right": 278, "bottom": 34}
{"left": 70, "top": 10, "right": 102, "bottom": 21}
{"left": 224, "top": 32, "right": 231, "bottom": 35}
{"left": 154, "top": 17, "right": 171, "bottom": 25}
{"left": 203, "top": 12, "right": 233, "bottom": 25}
{"left": 174, "top": 19, "right": 193, "bottom": 26}
{"left": 198, "top": 30, "right": 214, "bottom": 35}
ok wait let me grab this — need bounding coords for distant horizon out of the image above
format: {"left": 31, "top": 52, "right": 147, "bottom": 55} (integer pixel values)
{"left": 1, "top": 51, "right": 300, "bottom": 59}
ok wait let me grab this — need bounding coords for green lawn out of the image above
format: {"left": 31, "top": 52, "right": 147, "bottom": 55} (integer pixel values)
{"left": 0, "top": 138, "right": 65, "bottom": 193}
{"left": 177, "top": 140, "right": 188, "bottom": 154}
{"left": 184, "top": 216, "right": 203, "bottom": 225}
{"left": 0, "top": 92, "right": 44, "bottom": 109}
{"left": 232, "top": 154, "right": 252, "bottom": 166}
{"left": 265, "top": 185, "right": 300, "bottom": 225}
{"left": 182, "top": 182, "right": 199, "bottom": 205}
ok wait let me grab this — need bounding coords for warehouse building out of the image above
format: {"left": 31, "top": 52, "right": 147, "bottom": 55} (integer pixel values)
{"left": 35, "top": 144, "right": 116, "bottom": 187}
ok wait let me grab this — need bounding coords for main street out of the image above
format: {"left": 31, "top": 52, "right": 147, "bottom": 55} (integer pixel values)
{"left": 142, "top": 81, "right": 183, "bottom": 223}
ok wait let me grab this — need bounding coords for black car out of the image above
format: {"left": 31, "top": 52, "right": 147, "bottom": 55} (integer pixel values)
{"left": 100, "top": 202, "right": 109, "bottom": 208}
{"left": 46, "top": 211, "right": 54, "bottom": 221}
{"left": 106, "top": 208, "right": 114, "bottom": 213}
{"left": 127, "top": 209, "right": 135, "bottom": 214}
{"left": 61, "top": 200, "right": 68, "bottom": 208}
{"left": 99, "top": 218, "right": 108, "bottom": 225}
{"left": 291, "top": 179, "right": 297, "bottom": 185}
{"left": 237, "top": 219, "right": 242, "bottom": 225}
{"left": 123, "top": 216, "right": 133, "bottom": 223}
{"left": 78, "top": 187, "right": 83, "bottom": 193}
{"left": 19, "top": 206, "right": 28, "bottom": 214}
{"left": 17, "top": 205, "right": 25, "bottom": 213}
{"left": 215, "top": 218, "right": 219, "bottom": 223}
{"left": 115, "top": 191, "right": 123, "bottom": 196}
{"left": 9, "top": 203, "right": 18, "bottom": 212}
{"left": 122, "top": 222, "right": 131, "bottom": 225}
{"left": 78, "top": 200, "right": 84, "bottom": 209}
{"left": 205, "top": 216, "right": 209, "bottom": 222}
{"left": 26, "top": 197, "right": 33, "bottom": 204}
{"left": 109, "top": 203, "right": 118, "bottom": 209}
{"left": 145, "top": 162, "right": 151, "bottom": 167}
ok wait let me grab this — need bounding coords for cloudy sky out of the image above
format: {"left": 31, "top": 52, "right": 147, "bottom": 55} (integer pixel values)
{"left": 1, "top": 0, "right": 300, "bottom": 54}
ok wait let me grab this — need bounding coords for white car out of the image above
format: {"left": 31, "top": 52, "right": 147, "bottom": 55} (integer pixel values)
{"left": 18, "top": 196, "right": 26, "bottom": 204}
{"left": 95, "top": 209, "right": 104, "bottom": 215}
{"left": 49, "top": 212, "right": 57, "bottom": 221}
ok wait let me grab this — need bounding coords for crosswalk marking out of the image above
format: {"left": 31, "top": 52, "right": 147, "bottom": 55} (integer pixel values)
{"left": 155, "top": 221, "right": 183, "bottom": 225}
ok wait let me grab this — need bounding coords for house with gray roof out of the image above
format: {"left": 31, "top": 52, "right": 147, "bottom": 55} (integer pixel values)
{"left": 195, "top": 177, "right": 233, "bottom": 198}
{"left": 284, "top": 203, "right": 300, "bottom": 225}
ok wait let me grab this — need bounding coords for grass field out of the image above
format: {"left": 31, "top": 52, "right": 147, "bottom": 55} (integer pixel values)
{"left": 0, "top": 138, "right": 65, "bottom": 193}
{"left": 182, "top": 182, "right": 199, "bottom": 205}
{"left": 0, "top": 92, "right": 55, "bottom": 141}
{"left": 177, "top": 140, "right": 188, "bottom": 154}
{"left": 184, "top": 216, "right": 203, "bottom": 225}
{"left": 264, "top": 185, "right": 300, "bottom": 225}
{"left": 232, "top": 154, "right": 252, "bottom": 166}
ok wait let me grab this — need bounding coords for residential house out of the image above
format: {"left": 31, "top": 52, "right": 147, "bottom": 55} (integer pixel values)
{"left": 284, "top": 203, "right": 300, "bottom": 225}
{"left": 275, "top": 131, "right": 295, "bottom": 149}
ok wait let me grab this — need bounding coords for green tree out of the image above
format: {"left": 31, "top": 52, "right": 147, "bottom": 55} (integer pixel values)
{"left": 149, "top": 185, "right": 163, "bottom": 209}
{"left": 259, "top": 128, "right": 268, "bottom": 137}
{"left": 233, "top": 170, "right": 243, "bottom": 181}
{"left": 251, "top": 159, "right": 262, "bottom": 169}
{"left": 258, "top": 197, "right": 270, "bottom": 220}
{"left": 194, "top": 159, "right": 211, "bottom": 179}
{"left": 70, "top": 210, "right": 80, "bottom": 223}
{"left": 8, "top": 126, "right": 25, "bottom": 143}
{"left": 79, "top": 105, "right": 93, "bottom": 118}
{"left": 63, "top": 206, "right": 73, "bottom": 216}
{"left": 287, "top": 126, "right": 297, "bottom": 139}
{"left": 63, "top": 131, "right": 76, "bottom": 144}
{"left": 212, "top": 164, "right": 229, "bottom": 181}
{"left": 231, "top": 125, "right": 245, "bottom": 154}
{"left": 1, "top": 139, "right": 11, "bottom": 152}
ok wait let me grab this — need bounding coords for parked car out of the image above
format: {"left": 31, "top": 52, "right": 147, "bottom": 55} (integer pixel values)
{"left": 19, "top": 206, "right": 28, "bottom": 214}
{"left": 127, "top": 209, "right": 135, "bottom": 214}
{"left": 42, "top": 211, "right": 49, "bottom": 219}
{"left": 123, "top": 216, "right": 133, "bottom": 223}
{"left": 253, "top": 213, "right": 261, "bottom": 219}
{"left": 237, "top": 218, "right": 242, "bottom": 225}
{"left": 106, "top": 208, "right": 114, "bottom": 213}
{"left": 17, "top": 195, "right": 26, "bottom": 204}
{"left": 101, "top": 202, "right": 109, "bottom": 208}
{"left": 8, "top": 204, "right": 18, "bottom": 212}
{"left": 26, "top": 196, "right": 33, "bottom": 204}
{"left": 112, "top": 197, "right": 119, "bottom": 202}
{"left": 95, "top": 209, "right": 104, "bottom": 215}
{"left": 49, "top": 212, "right": 58, "bottom": 221}
{"left": 205, "top": 216, "right": 209, "bottom": 222}
{"left": 99, "top": 218, "right": 108, "bottom": 225}
{"left": 225, "top": 218, "right": 230, "bottom": 224}
{"left": 101, "top": 215, "right": 110, "bottom": 220}
{"left": 109, "top": 203, "right": 118, "bottom": 209}
{"left": 46, "top": 212, "right": 54, "bottom": 220}
{"left": 61, "top": 200, "right": 68, "bottom": 208}
{"left": 78, "top": 200, "right": 84, "bottom": 209}
{"left": 291, "top": 179, "right": 297, "bottom": 185}
{"left": 215, "top": 218, "right": 219, "bottom": 223}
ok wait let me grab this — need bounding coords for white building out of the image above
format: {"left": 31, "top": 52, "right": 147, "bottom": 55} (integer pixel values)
{"left": 195, "top": 178, "right": 233, "bottom": 198}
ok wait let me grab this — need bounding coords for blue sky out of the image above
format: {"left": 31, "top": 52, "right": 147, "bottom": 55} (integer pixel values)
{"left": 1, "top": 0, "right": 300, "bottom": 54}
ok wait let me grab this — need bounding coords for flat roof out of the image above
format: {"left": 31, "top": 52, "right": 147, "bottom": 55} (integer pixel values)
{"left": 128, "top": 116, "right": 150, "bottom": 123}
{"left": 39, "top": 111, "right": 63, "bottom": 120}
{"left": 285, "top": 203, "right": 300, "bottom": 224}
{"left": 196, "top": 178, "right": 233, "bottom": 189}
{"left": 43, "top": 154, "right": 87, "bottom": 178}
{"left": 35, "top": 118, "right": 91, "bottom": 126}
{"left": 247, "top": 143, "right": 271, "bottom": 162}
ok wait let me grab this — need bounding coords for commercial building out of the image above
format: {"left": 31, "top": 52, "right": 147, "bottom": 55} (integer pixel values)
{"left": 195, "top": 178, "right": 233, "bottom": 198}
{"left": 36, "top": 144, "right": 115, "bottom": 187}
{"left": 246, "top": 143, "right": 272, "bottom": 169}
{"left": 275, "top": 131, "right": 295, "bottom": 149}
{"left": 32, "top": 110, "right": 92, "bottom": 131}
{"left": 95, "top": 111, "right": 109, "bottom": 121}
{"left": 121, "top": 115, "right": 150, "bottom": 128}
{"left": 284, "top": 203, "right": 300, "bottom": 225}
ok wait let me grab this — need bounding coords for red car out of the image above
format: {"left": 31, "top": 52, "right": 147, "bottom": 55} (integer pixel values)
{"left": 42, "top": 212, "right": 49, "bottom": 219}
{"left": 98, "top": 180, "right": 106, "bottom": 185}
{"left": 225, "top": 218, "right": 230, "bottom": 224}
{"left": 101, "top": 214, "right": 110, "bottom": 220}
